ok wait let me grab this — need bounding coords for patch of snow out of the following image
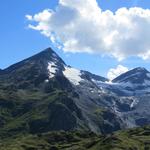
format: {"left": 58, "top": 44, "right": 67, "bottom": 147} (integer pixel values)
{"left": 63, "top": 66, "right": 83, "bottom": 85}
{"left": 97, "top": 88, "right": 106, "bottom": 94}
{"left": 147, "top": 73, "right": 150, "bottom": 78}
{"left": 45, "top": 79, "right": 49, "bottom": 82}
{"left": 48, "top": 62, "right": 57, "bottom": 78}
{"left": 143, "top": 79, "right": 150, "bottom": 86}
{"left": 112, "top": 101, "right": 121, "bottom": 116}
{"left": 105, "top": 81, "right": 119, "bottom": 85}
{"left": 105, "top": 80, "right": 113, "bottom": 84}
{"left": 130, "top": 98, "right": 139, "bottom": 108}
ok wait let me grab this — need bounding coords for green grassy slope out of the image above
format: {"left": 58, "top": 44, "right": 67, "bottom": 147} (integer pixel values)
{"left": 1, "top": 126, "right": 150, "bottom": 150}
{"left": 0, "top": 88, "right": 85, "bottom": 137}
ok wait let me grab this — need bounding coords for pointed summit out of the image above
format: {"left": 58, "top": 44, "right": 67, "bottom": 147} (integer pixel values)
{"left": 131, "top": 67, "right": 148, "bottom": 72}
{"left": 1, "top": 47, "right": 67, "bottom": 88}
{"left": 4, "top": 47, "right": 65, "bottom": 73}
{"left": 28, "top": 47, "right": 65, "bottom": 65}
{"left": 33, "top": 47, "right": 57, "bottom": 59}
{"left": 113, "top": 67, "right": 149, "bottom": 84}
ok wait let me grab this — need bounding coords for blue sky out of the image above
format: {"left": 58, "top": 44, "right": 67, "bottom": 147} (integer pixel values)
{"left": 0, "top": 0, "right": 150, "bottom": 78}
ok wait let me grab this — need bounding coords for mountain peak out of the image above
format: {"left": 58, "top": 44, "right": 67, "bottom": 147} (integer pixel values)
{"left": 132, "top": 67, "right": 148, "bottom": 72}
{"left": 30, "top": 47, "right": 64, "bottom": 63}
{"left": 37, "top": 47, "right": 56, "bottom": 56}
{"left": 4, "top": 47, "right": 65, "bottom": 74}
{"left": 113, "top": 67, "right": 149, "bottom": 84}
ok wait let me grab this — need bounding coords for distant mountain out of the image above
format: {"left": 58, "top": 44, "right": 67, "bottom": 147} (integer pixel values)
{"left": 113, "top": 67, "right": 150, "bottom": 84}
{"left": 95, "top": 67, "right": 150, "bottom": 128}
{"left": 109, "top": 67, "right": 150, "bottom": 96}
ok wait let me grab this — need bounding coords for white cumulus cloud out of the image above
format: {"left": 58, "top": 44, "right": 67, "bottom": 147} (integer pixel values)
{"left": 26, "top": 0, "right": 150, "bottom": 60}
{"left": 107, "top": 65, "right": 129, "bottom": 80}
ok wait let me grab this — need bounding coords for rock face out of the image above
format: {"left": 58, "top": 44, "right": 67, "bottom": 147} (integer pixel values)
{"left": 93, "top": 67, "right": 150, "bottom": 128}
{"left": 0, "top": 47, "right": 150, "bottom": 136}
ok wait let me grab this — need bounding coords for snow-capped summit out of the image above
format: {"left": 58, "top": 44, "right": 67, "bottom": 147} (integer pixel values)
{"left": 97, "top": 67, "right": 150, "bottom": 96}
